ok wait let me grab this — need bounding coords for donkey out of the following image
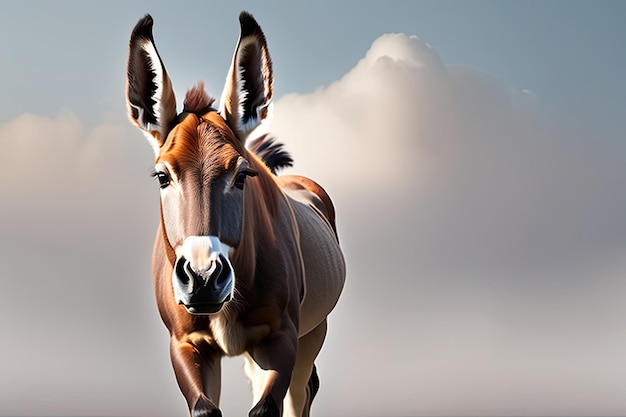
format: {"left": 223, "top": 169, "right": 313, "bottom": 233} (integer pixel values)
{"left": 125, "top": 11, "right": 345, "bottom": 417}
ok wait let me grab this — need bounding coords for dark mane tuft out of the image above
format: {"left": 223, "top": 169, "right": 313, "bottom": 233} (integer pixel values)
{"left": 248, "top": 134, "right": 294, "bottom": 175}
{"left": 183, "top": 81, "right": 216, "bottom": 115}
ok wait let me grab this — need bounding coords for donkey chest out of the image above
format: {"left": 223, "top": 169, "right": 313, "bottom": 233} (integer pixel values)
{"left": 205, "top": 314, "right": 271, "bottom": 357}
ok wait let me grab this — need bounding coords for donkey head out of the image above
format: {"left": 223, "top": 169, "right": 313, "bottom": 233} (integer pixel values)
{"left": 126, "top": 12, "right": 273, "bottom": 314}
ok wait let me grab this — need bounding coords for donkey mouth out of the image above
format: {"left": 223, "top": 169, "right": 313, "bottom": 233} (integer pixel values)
{"left": 183, "top": 302, "right": 225, "bottom": 315}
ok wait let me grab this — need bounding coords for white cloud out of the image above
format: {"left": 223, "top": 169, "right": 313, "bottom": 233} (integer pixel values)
{"left": 270, "top": 33, "right": 626, "bottom": 416}
{"left": 272, "top": 32, "right": 624, "bottom": 272}
{"left": 0, "top": 111, "right": 186, "bottom": 415}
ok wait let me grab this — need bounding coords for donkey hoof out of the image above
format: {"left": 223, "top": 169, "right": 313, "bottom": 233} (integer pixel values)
{"left": 249, "top": 395, "right": 279, "bottom": 417}
{"left": 192, "top": 395, "right": 221, "bottom": 417}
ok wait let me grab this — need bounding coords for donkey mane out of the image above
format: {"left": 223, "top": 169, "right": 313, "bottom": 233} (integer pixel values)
{"left": 248, "top": 134, "right": 293, "bottom": 175}
{"left": 183, "top": 82, "right": 216, "bottom": 115}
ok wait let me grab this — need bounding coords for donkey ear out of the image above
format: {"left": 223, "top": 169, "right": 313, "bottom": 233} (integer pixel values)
{"left": 220, "top": 11, "right": 273, "bottom": 142}
{"left": 126, "top": 14, "right": 177, "bottom": 156}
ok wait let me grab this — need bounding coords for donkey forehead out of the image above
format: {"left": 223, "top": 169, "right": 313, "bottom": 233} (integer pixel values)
{"left": 157, "top": 112, "right": 244, "bottom": 177}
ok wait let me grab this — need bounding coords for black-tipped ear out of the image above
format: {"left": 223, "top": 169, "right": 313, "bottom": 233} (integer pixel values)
{"left": 220, "top": 11, "right": 273, "bottom": 143}
{"left": 126, "top": 14, "right": 177, "bottom": 155}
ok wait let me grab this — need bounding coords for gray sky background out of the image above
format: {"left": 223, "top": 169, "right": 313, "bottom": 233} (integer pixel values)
{"left": 1, "top": 1, "right": 625, "bottom": 416}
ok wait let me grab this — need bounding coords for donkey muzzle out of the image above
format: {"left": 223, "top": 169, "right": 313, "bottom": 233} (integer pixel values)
{"left": 172, "top": 236, "right": 235, "bottom": 315}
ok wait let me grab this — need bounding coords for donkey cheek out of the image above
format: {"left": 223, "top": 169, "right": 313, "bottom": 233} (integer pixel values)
{"left": 161, "top": 194, "right": 185, "bottom": 246}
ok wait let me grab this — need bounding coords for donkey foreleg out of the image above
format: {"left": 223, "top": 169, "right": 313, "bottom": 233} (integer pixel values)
{"left": 245, "top": 324, "right": 298, "bottom": 417}
{"left": 170, "top": 337, "right": 222, "bottom": 417}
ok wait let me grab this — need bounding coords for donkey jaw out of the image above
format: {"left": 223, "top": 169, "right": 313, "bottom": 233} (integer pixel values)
{"left": 172, "top": 235, "right": 235, "bottom": 315}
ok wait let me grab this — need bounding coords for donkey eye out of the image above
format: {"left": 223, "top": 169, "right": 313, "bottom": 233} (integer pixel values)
{"left": 234, "top": 169, "right": 258, "bottom": 191}
{"left": 234, "top": 172, "right": 247, "bottom": 190}
{"left": 152, "top": 171, "right": 171, "bottom": 189}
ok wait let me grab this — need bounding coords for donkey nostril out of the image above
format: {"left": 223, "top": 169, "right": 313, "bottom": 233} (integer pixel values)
{"left": 174, "top": 257, "right": 199, "bottom": 294}
{"left": 175, "top": 257, "right": 189, "bottom": 285}
{"left": 214, "top": 255, "right": 230, "bottom": 287}
{"left": 184, "top": 261, "right": 196, "bottom": 281}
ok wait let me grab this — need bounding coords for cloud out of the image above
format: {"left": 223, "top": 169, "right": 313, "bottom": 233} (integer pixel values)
{"left": 272, "top": 34, "right": 625, "bottom": 275}
{"left": 0, "top": 111, "right": 187, "bottom": 415}
{"left": 1, "top": 33, "right": 625, "bottom": 417}
{"left": 270, "top": 33, "right": 626, "bottom": 416}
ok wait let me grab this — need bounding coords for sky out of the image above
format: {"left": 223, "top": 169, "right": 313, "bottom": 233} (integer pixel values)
{"left": 1, "top": 1, "right": 625, "bottom": 416}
